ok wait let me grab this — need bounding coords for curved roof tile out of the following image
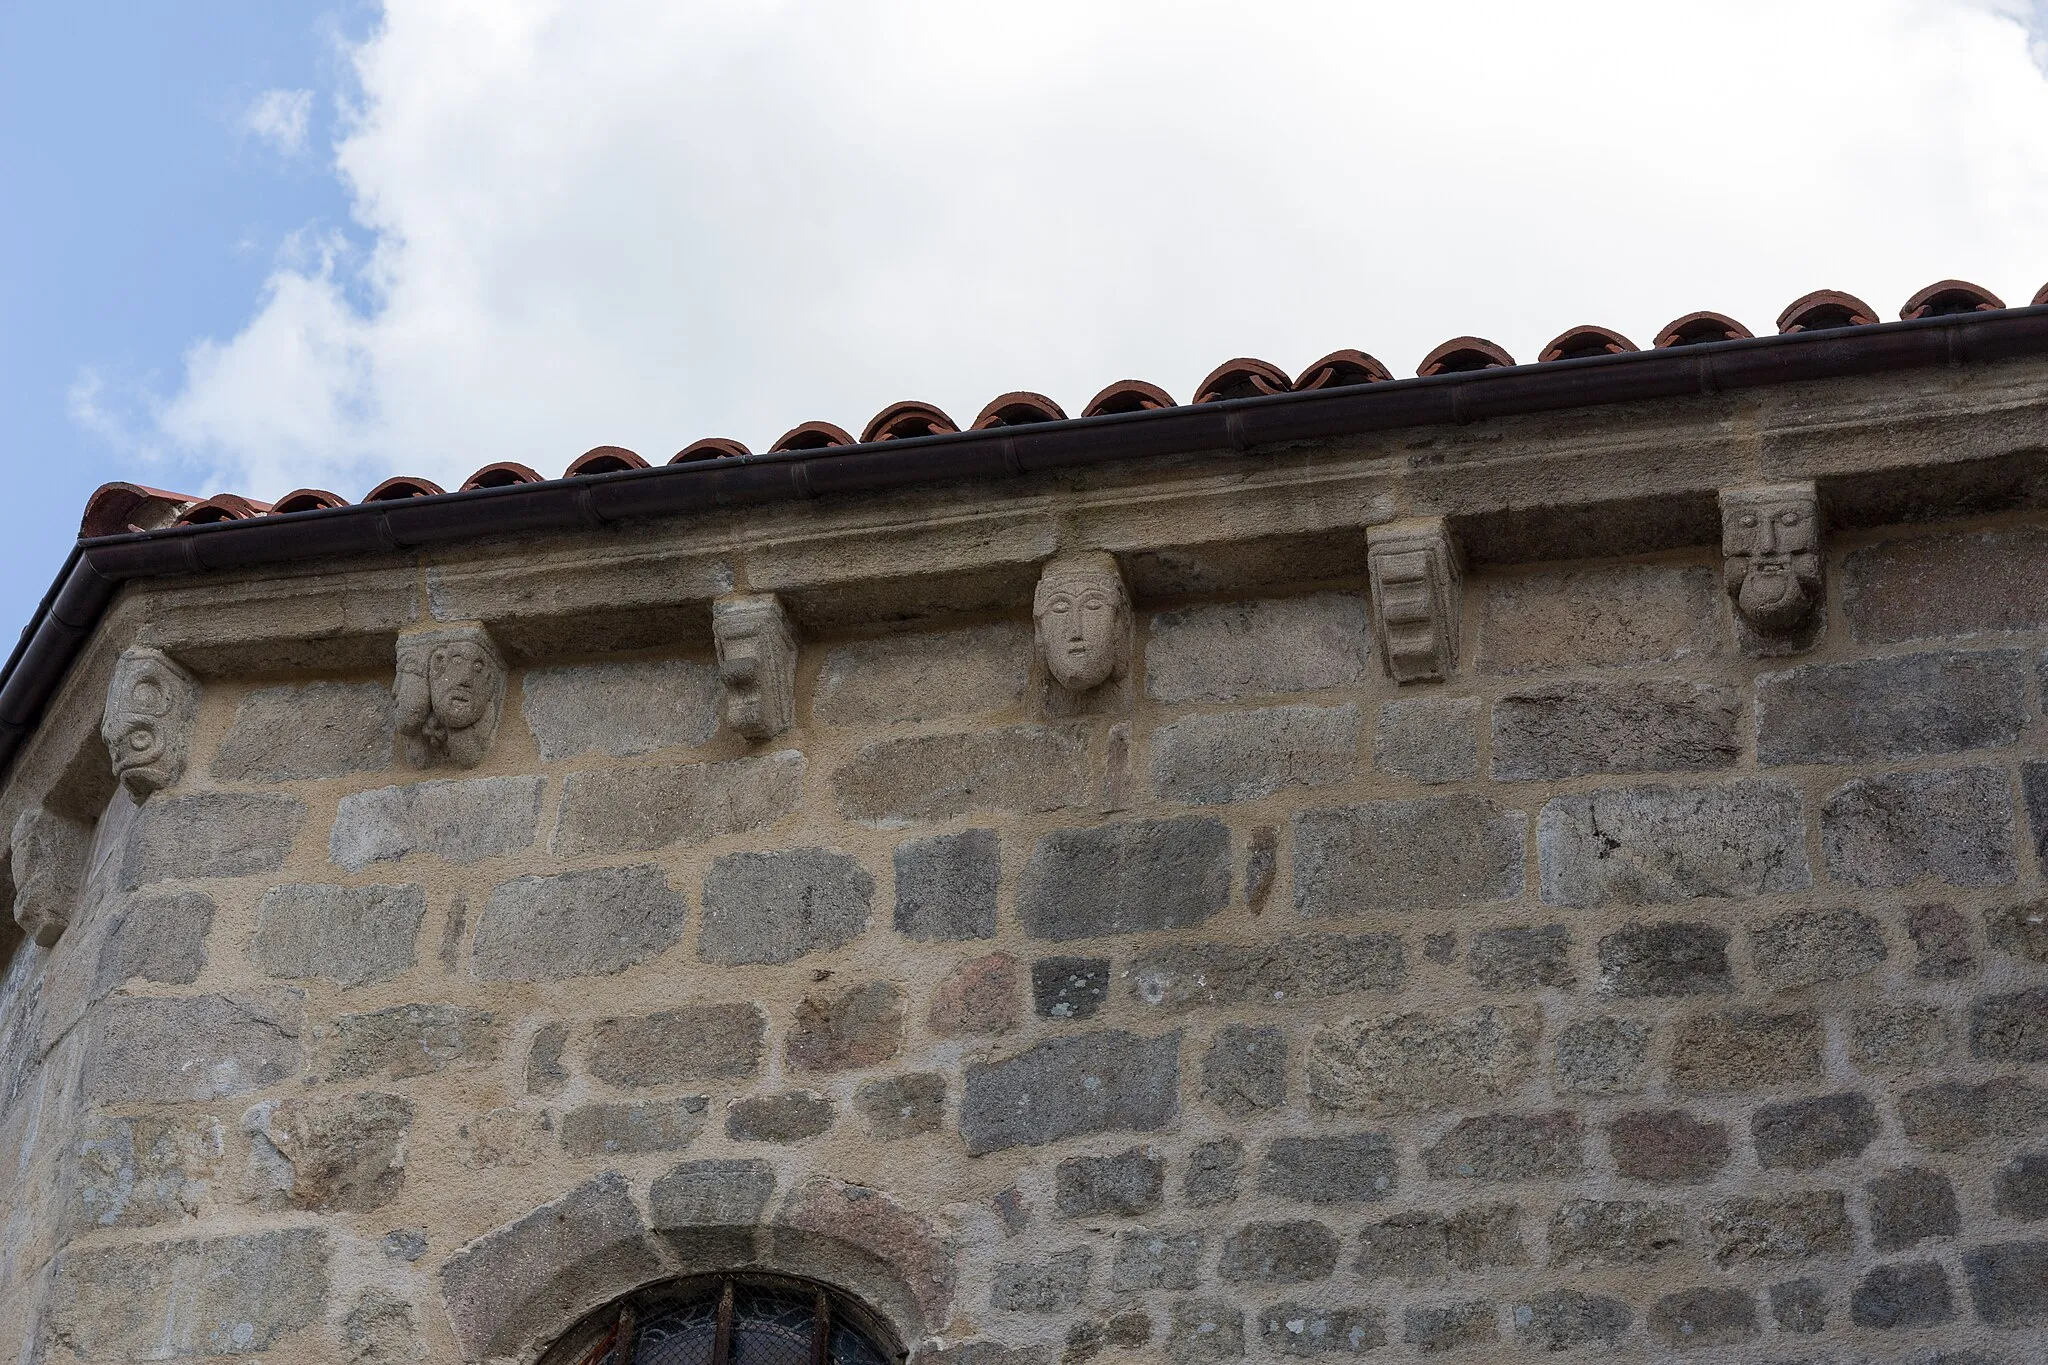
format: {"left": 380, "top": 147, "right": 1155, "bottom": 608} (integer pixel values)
{"left": 174, "top": 494, "right": 269, "bottom": 526}
{"left": 770, "top": 421, "right": 856, "bottom": 452}
{"left": 364, "top": 476, "right": 445, "bottom": 502}
{"left": 1900, "top": 278, "right": 2004, "bottom": 320}
{"left": 80, "top": 482, "right": 198, "bottom": 538}
{"left": 1082, "top": 380, "right": 1176, "bottom": 416}
{"left": 1293, "top": 350, "right": 1392, "bottom": 391}
{"left": 1538, "top": 325, "right": 1638, "bottom": 363}
{"left": 1193, "top": 358, "right": 1291, "bottom": 403}
{"left": 1776, "top": 289, "right": 1878, "bottom": 333}
{"left": 860, "top": 401, "right": 960, "bottom": 443}
{"left": 1417, "top": 336, "right": 1514, "bottom": 376}
{"left": 672, "top": 438, "right": 751, "bottom": 463}
{"left": 2035, "top": 281, "right": 2048, "bottom": 308}
{"left": 459, "top": 463, "right": 544, "bottom": 491}
{"left": 270, "top": 489, "right": 349, "bottom": 514}
{"left": 565, "top": 446, "right": 649, "bottom": 477}
{"left": 1653, "top": 311, "right": 1754, "bottom": 348}
{"left": 972, "top": 393, "right": 1066, "bottom": 428}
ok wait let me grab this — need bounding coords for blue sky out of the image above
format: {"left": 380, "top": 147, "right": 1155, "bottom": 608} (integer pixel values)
{"left": 4, "top": 1, "right": 2048, "bottom": 659}
{"left": 0, "top": 2, "right": 365, "bottom": 639}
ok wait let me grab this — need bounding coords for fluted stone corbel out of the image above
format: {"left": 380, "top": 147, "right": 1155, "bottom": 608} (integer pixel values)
{"left": 395, "top": 624, "right": 508, "bottom": 769}
{"left": 1367, "top": 519, "right": 1462, "bottom": 683}
{"left": 714, "top": 592, "right": 799, "bottom": 740}
{"left": 101, "top": 646, "right": 200, "bottom": 801}
{"left": 1720, "top": 481, "right": 1823, "bottom": 654}
{"left": 11, "top": 805, "right": 90, "bottom": 947}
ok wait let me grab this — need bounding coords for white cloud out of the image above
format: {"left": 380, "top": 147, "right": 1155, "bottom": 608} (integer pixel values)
{"left": 241, "top": 87, "right": 314, "bottom": 156}
{"left": 106, "top": 1, "right": 2048, "bottom": 502}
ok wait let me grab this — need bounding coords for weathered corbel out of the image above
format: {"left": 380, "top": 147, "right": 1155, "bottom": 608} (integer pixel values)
{"left": 1033, "top": 552, "right": 1132, "bottom": 696}
{"left": 1720, "top": 481, "right": 1823, "bottom": 653}
{"left": 713, "top": 593, "right": 799, "bottom": 740}
{"left": 395, "top": 625, "right": 508, "bottom": 768}
{"left": 11, "top": 805, "right": 90, "bottom": 946}
{"left": 101, "top": 646, "right": 200, "bottom": 801}
{"left": 1367, "top": 519, "right": 1462, "bottom": 683}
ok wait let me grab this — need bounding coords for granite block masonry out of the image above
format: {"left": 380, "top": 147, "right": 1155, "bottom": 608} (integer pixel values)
{"left": 14, "top": 353, "right": 2048, "bottom": 1364}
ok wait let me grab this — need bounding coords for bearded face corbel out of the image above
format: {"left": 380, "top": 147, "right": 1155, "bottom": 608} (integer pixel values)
{"left": 395, "top": 626, "right": 507, "bottom": 768}
{"left": 101, "top": 646, "right": 200, "bottom": 801}
{"left": 1033, "top": 552, "right": 1130, "bottom": 694}
{"left": 1721, "top": 483, "right": 1822, "bottom": 642}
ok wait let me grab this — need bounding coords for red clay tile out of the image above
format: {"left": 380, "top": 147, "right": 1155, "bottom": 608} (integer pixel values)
{"left": 363, "top": 476, "right": 445, "bottom": 501}
{"left": 80, "top": 483, "right": 199, "bottom": 537}
{"left": 1417, "top": 337, "right": 1513, "bottom": 376}
{"left": 861, "top": 401, "right": 960, "bottom": 443}
{"left": 174, "top": 494, "right": 270, "bottom": 526}
{"left": 269, "top": 489, "right": 349, "bottom": 514}
{"left": 564, "top": 446, "right": 649, "bottom": 477}
{"left": 771, "top": 421, "right": 856, "bottom": 452}
{"left": 671, "top": 438, "right": 750, "bottom": 463}
{"left": 972, "top": 393, "right": 1066, "bottom": 428}
{"left": 1776, "top": 289, "right": 1877, "bottom": 333}
{"left": 1082, "top": 380, "right": 1176, "bottom": 416}
{"left": 2035, "top": 282, "right": 2048, "bottom": 308}
{"left": 1193, "top": 358, "right": 1290, "bottom": 403}
{"left": 1900, "top": 278, "right": 2003, "bottom": 320}
{"left": 1293, "top": 350, "right": 1392, "bottom": 390}
{"left": 458, "top": 463, "right": 544, "bottom": 491}
{"left": 1538, "top": 325, "right": 1638, "bottom": 363}
{"left": 1653, "top": 311, "right": 1754, "bottom": 348}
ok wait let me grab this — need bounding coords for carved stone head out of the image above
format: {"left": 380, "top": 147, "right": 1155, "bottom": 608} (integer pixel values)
{"left": 713, "top": 593, "right": 798, "bottom": 741}
{"left": 396, "top": 626, "right": 506, "bottom": 768}
{"left": 1721, "top": 482, "right": 1822, "bottom": 634}
{"left": 1033, "top": 552, "right": 1129, "bottom": 693}
{"left": 100, "top": 646, "right": 199, "bottom": 801}
{"left": 11, "top": 806, "right": 89, "bottom": 947}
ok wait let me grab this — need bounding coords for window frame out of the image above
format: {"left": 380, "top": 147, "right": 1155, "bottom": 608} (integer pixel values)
{"left": 546, "top": 1271, "right": 904, "bottom": 1365}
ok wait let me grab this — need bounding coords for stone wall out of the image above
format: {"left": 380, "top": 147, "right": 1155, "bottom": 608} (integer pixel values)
{"left": 5, "top": 505, "right": 2048, "bottom": 1364}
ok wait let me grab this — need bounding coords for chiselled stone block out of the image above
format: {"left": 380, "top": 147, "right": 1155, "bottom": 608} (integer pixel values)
{"left": 1986, "top": 900, "right": 2048, "bottom": 964}
{"left": 249, "top": 883, "right": 425, "bottom": 987}
{"left": 713, "top": 591, "right": 798, "bottom": 740}
{"left": 322, "top": 1003, "right": 501, "bottom": 1081}
{"left": 1017, "top": 817, "right": 1230, "bottom": 940}
{"left": 699, "top": 847, "right": 872, "bottom": 965}
{"left": 1423, "top": 1111, "right": 1583, "bottom": 1181}
{"left": 1822, "top": 765, "right": 2016, "bottom": 888}
{"left": 1149, "top": 703, "right": 1358, "bottom": 805}
{"left": 1401, "top": 1301, "right": 1495, "bottom": 1353}
{"left": 815, "top": 622, "right": 1031, "bottom": 724}
{"left": 1184, "top": 1138, "right": 1244, "bottom": 1207}
{"left": 727, "top": 1091, "right": 834, "bottom": 1143}
{"left": 835, "top": 724, "right": 1092, "bottom": 824}
{"left": 1555, "top": 1017, "right": 1649, "bottom": 1094}
{"left": 1258, "top": 1303, "right": 1385, "bottom": 1356}
{"left": 1851, "top": 1261, "right": 1955, "bottom": 1329}
{"left": 213, "top": 680, "right": 394, "bottom": 781}
{"left": 559, "top": 1099, "right": 709, "bottom": 1156}
{"left": 93, "top": 889, "right": 213, "bottom": 989}
{"left": 1033, "top": 956, "right": 1108, "bottom": 1020}
{"left": 102, "top": 645, "right": 200, "bottom": 800}
{"left": 787, "top": 981, "right": 903, "bottom": 1073}
{"left": 1899, "top": 1077, "right": 2048, "bottom": 1152}
{"left": 1597, "top": 921, "right": 1729, "bottom": 997}
{"left": 1646, "top": 1287, "right": 1756, "bottom": 1349}
{"left": 1513, "top": 1291, "right": 1631, "bottom": 1351}
{"left": 1748, "top": 907, "right": 1886, "bottom": 987}
{"left": 244, "top": 1090, "right": 414, "bottom": 1212}
{"left": 1127, "top": 933, "right": 1403, "bottom": 1010}
{"left": 554, "top": 753, "right": 802, "bottom": 856}
{"left": 64, "top": 1112, "right": 227, "bottom": 1234}
{"left": 1358, "top": 1204, "right": 1525, "bottom": 1277}
{"left": 855, "top": 1073, "right": 946, "bottom": 1139}
{"left": 1491, "top": 678, "right": 1738, "bottom": 779}
{"left": 1970, "top": 986, "right": 2048, "bottom": 1061}
{"left": 649, "top": 1158, "right": 776, "bottom": 1229}
{"left": 1145, "top": 594, "right": 1371, "bottom": 703}
{"left": 1257, "top": 1133, "right": 1397, "bottom": 1204}
{"left": 894, "top": 828, "right": 1000, "bottom": 941}
{"left": 395, "top": 624, "right": 506, "bottom": 768}
{"left": 1751, "top": 1093, "right": 1879, "bottom": 1170}
{"left": 1306, "top": 1005, "right": 1537, "bottom": 1116}
{"left": 1996, "top": 1151, "right": 2048, "bottom": 1220}
{"left": 1167, "top": 1300, "right": 1244, "bottom": 1364}
{"left": 1670, "top": 1009, "right": 1822, "bottom": 1093}
{"left": 1963, "top": 1239, "right": 2048, "bottom": 1325}
{"left": 1055, "top": 1148, "right": 1162, "bottom": 1217}
{"left": 586, "top": 1004, "right": 765, "bottom": 1087}
{"left": 1113, "top": 1230, "right": 1205, "bottom": 1291}
{"left": 1366, "top": 519, "right": 1460, "bottom": 683}
{"left": 1295, "top": 795, "right": 1524, "bottom": 916}
{"left": 927, "top": 952, "right": 1019, "bottom": 1037}
{"left": 1479, "top": 562, "right": 1719, "bottom": 675}
{"left": 331, "top": 775, "right": 543, "bottom": 871}
{"left": 1870, "top": 1167, "right": 1961, "bottom": 1249}
{"left": 960, "top": 1030, "right": 1179, "bottom": 1154}
{"left": 522, "top": 658, "right": 720, "bottom": 760}
{"left": 473, "top": 864, "right": 689, "bottom": 980}
{"left": 1548, "top": 1199, "right": 1683, "bottom": 1266}
{"left": 10, "top": 804, "right": 89, "bottom": 946}
{"left": 122, "top": 791, "right": 304, "bottom": 888}
{"left": 1706, "top": 1191, "right": 1850, "bottom": 1265}
{"left": 1758, "top": 650, "right": 2027, "bottom": 764}
{"left": 1607, "top": 1110, "right": 1731, "bottom": 1185}
{"left": 1842, "top": 524, "right": 2048, "bottom": 644}
{"left": 1851, "top": 1004, "right": 1948, "bottom": 1071}
{"left": 44, "top": 1228, "right": 329, "bottom": 1359}
{"left": 1202, "top": 1024, "right": 1286, "bottom": 1115}
{"left": 1373, "top": 695, "right": 1477, "bottom": 783}
{"left": 1539, "top": 779, "right": 1809, "bottom": 906}
{"left": 1770, "top": 1278, "right": 1827, "bottom": 1335}
{"left": 990, "top": 1248, "right": 1090, "bottom": 1311}
{"left": 86, "top": 992, "right": 303, "bottom": 1104}
{"left": 1219, "top": 1220, "right": 1338, "bottom": 1284}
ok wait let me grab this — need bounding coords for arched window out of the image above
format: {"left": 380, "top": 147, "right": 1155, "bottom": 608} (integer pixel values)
{"left": 545, "top": 1275, "right": 900, "bottom": 1365}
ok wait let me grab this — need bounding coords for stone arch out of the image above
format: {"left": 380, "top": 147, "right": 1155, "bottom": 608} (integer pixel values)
{"left": 539, "top": 1271, "right": 905, "bottom": 1365}
{"left": 440, "top": 1171, "right": 951, "bottom": 1365}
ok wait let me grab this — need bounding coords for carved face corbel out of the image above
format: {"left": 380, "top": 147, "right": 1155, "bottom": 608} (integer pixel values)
{"left": 1367, "top": 519, "right": 1462, "bottom": 683}
{"left": 395, "top": 625, "right": 507, "bottom": 768}
{"left": 10, "top": 805, "right": 90, "bottom": 947}
{"left": 1033, "top": 552, "right": 1130, "bottom": 694}
{"left": 101, "top": 646, "right": 200, "bottom": 801}
{"left": 1721, "top": 482, "right": 1822, "bottom": 647}
{"left": 713, "top": 593, "right": 798, "bottom": 740}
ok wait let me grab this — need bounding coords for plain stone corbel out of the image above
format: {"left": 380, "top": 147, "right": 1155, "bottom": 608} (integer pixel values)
{"left": 10, "top": 804, "right": 91, "bottom": 946}
{"left": 713, "top": 592, "right": 799, "bottom": 740}
{"left": 1720, "top": 480, "right": 1824, "bottom": 655}
{"left": 1367, "top": 519, "right": 1462, "bottom": 684}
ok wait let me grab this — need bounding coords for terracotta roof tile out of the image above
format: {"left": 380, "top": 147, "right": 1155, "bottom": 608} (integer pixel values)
{"left": 972, "top": 392, "right": 1065, "bottom": 428}
{"left": 1082, "top": 380, "right": 1176, "bottom": 416}
{"left": 1417, "top": 336, "right": 1513, "bottom": 376}
{"left": 564, "top": 446, "right": 648, "bottom": 476}
{"left": 173, "top": 493, "right": 270, "bottom": 526}
{"left": 2035, "top": 281, "right": 2048, "bottom": 308}
{"left": 459, "top": 463, "right": 544, "bottom": 490}
{"left": 1900, "top": 278, "right": 2003, "bottom": 319}
{"left": 364, "top": 476, "right": 445, "bottom": 501}
{"left": 80, "top": 483, "right": 198, "bottom": 537}
{"left": 672, "top": 438, "right": 751, "bottom": 463}
{"left": 1192, "top": 358, "right": 1290, "bottom": 403}
{"left": 1538, "top": 325, "right": 1637, "bottom": 363}
{"left": 271, "top": 488, "right": 349, "bottom": 513}
{"left": 860, "top": 401, "right": 959, "bottom": 443}
{"left": 1653, "top": 311, "right": 1753, "bottom": 348}
{"left": 1776, "top": 289, "right": 1878, "bottom": 333}
{"left": 1292, "top": 350, "right": 1392, "bottom": 390}
{"left": 770, "top": 421, "right": 855, "bottom": 452}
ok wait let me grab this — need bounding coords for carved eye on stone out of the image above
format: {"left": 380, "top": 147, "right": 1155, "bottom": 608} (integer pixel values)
{"left": 127, "top": 725, "right": 155, "bottom": 752}
{"left": 1048, "top": 598, "right": 1072, "bottom": 615}
{"left": 1081, "top": 591, "right": 1110, "bottom": 612}
{"left": 1739, "top": 513, "right": 1758, "bottom": 528}
{"left": 1778, "top": 510, "right": 1803, "bottom": 526}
